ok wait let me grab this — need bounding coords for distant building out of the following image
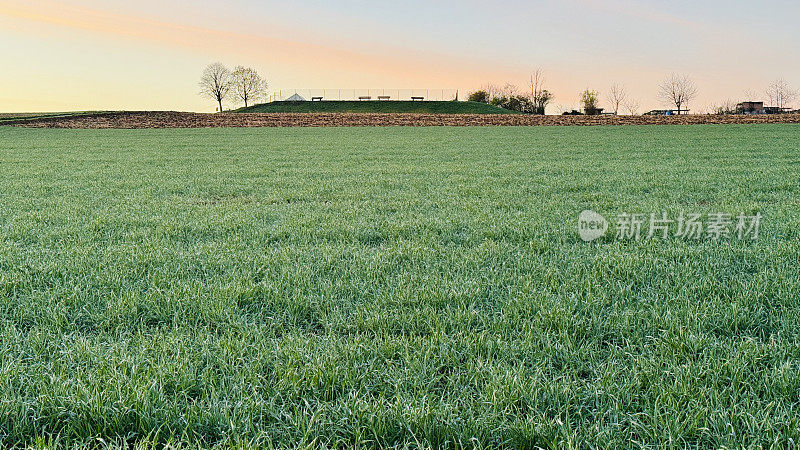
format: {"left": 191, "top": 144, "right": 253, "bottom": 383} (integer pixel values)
{"left": 736, "top": 102, "right": 765, "bottom": 115}
{"left": 736, "top": 101, "right": 793, "bottom": 115}
{"left": 285, "top": 93, "right": 307, "bottom": 102}
{"left": 764, "top": 106, "right": 791, "bottom": 114}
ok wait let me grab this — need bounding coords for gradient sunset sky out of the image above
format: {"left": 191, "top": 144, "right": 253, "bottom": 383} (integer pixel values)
{"left": 1, "top": 0, "right": 798, "bottom": 112}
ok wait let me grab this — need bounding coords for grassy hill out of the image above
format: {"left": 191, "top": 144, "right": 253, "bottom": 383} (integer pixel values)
{"left": 235, "top": 100, "right": 516, "bottom": 114}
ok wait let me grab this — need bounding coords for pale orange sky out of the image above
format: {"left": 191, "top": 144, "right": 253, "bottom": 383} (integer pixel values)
{"left": 1, "top": 0, "right": 798, "bottom": 113}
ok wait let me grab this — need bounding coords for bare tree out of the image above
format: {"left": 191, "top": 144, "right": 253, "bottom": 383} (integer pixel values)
{"left": 484, "top": 83, "right": 501, "bottom": 102}
{"left": 529, "top": 69, "right": 544, "bottom": 99}
{"left": 232, "top": 66, "right": 268, "bottom": 108}
{"left": 501, "top": 83, "right": 518, "bottom": 97}
{"left": 766, "top": 79, "right": 797, "bottom": 110}
{"left": 199, "top": 63, "right": 232, "bottom": 112}
{"left": 709, "top": 99, "right": 737, "bottom": 115}
{"left": 742, "top": 89, "right": 759, "bottom": 101}
{"left": 624, "top": 99, "right": 640, "bottom": 116}
{"left": 529, "top": 68, "right": 553, "bottom": 114}
{"left": 607, "top": 84, "right": 627, "bottom": 115}
{"left": 658, "top": 74, "right": 698, "bottom": 114}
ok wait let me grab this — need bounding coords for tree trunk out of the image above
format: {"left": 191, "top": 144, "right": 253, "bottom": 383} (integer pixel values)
{"left": 218, "top": 99, "right": 223, "bottom": 113}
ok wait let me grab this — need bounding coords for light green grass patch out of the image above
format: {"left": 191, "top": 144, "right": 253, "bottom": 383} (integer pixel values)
{"left": 0, "top": 125, "right": 799, "bottom": 448}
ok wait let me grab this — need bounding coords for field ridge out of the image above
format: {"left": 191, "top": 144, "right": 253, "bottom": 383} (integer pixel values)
{"left": 5, "top": 111, "right": 800, "bottom": 128}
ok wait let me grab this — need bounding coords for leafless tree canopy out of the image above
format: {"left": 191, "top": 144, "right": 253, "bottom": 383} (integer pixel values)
{"left": 766, "top": 79, "right": 797, "bottom": 110}
{"left": 607, "top": 84, "right": 627, "bottom": 115}
{"left": 624, "top": 99, "right": 640, "bottom": 116}
{"left": 710, "top": 99, "right": 737, "bottom": 115}
{"left": 199, "top": 63, "right": 232, "bottom": 113}
{"left": 484, "top": 83, "right": 501, "bottom": 102}
{"left": 232, "top": 66, "right": 268, "bottom": 108}
{"left": 529, "top": 69, "right": 544, "bottom": 99}
{"left": 501, "top": 83, "right": 518, "bottom": 97}
{"left": 742, "top": 89, "right": 759, "bottom": 102}
{"left": 626, "top": 100, "right": 640, "bottom": 116}
{"left": 658, "top": 74, "right": 697, "bottom": 114}
{"left": 528, "top": 68, "right": 553, "bottom": 115}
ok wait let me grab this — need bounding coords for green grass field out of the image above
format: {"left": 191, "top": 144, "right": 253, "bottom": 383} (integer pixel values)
{"left": 1, "top": 124, "right": 799, "bottom": 448}
{"left": 235, "top": 100, "right": 515, "bottom": 114}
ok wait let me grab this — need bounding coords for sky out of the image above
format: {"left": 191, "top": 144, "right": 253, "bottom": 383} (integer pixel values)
{"left": 1, "top": 0, "right": 798, "bottom": 113}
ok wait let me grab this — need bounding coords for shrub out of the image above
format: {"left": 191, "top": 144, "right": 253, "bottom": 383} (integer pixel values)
{"left": 581, "top": 89, "right": 599, "bottom": 114}
{"left": 468, "top": 90, "right": 490, "bottom": 103}
{"left": 491, "top": 95, "right": 537, "bottom": 114}
{"left": 581, "top": 90, "right": 601, "bottom": 115}
{"left": 533, "top": 90, "right": 552, "bottom": 115}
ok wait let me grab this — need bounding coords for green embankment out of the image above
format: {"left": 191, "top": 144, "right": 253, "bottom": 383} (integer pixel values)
{"left": 235, "top": 100, "right": 516, "bottom": 114}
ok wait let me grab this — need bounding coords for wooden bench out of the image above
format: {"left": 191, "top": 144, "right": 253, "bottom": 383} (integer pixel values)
{"left": 358, "top": 96, "right": 372, "bottom": 101}
{"left": 311, "top": 97, "right": 323, "bottom": 101}
{"left": 377, "top": 96, "right": 391, "bottom": 101}
{"left": 411, "top": 96, "right": 424, "bottom": 101}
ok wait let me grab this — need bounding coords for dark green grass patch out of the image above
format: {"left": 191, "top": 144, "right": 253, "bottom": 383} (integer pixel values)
{"left": 235, "top": 100, "right": 515, "bottom": 114}
{"left": 0, "top": 125, "right": 799, "bottom": 448}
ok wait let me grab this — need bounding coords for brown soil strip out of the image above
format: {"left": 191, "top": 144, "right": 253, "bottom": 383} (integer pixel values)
{"left": 6, "top": 111, "right": 800, "bottom": 128}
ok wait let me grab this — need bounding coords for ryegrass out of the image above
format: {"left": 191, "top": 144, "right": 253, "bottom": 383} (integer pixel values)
{"left": 235, "top": 101, "right": 515, "bottom": 114}
{"left": 0, "top": 124, "right": 799, "bottom": 448}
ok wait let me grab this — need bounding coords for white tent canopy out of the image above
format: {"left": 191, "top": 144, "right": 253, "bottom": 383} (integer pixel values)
{"left": 285, "top": 93, "right": 306, "bottom": 101}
